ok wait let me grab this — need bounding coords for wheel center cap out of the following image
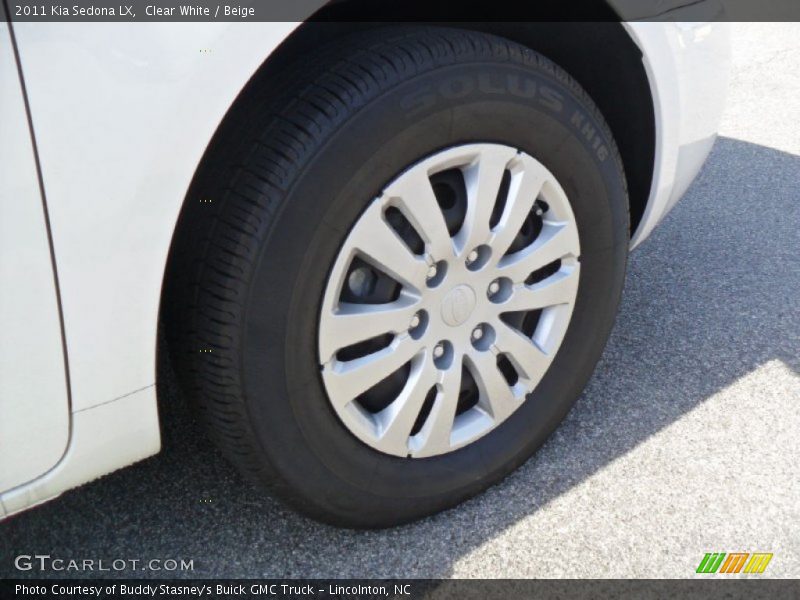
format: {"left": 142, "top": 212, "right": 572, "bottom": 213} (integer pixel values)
{"left": 440, "top": 284, "right": 477, "bottom": 327}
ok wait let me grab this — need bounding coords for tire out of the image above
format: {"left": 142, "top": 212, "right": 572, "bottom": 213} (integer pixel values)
{"left": 165, "top": 26, "right": 629, "bottom": 528}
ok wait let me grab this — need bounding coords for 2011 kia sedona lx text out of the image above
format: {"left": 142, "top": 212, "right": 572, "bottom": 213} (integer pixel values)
{"left": 0, "top": 16, "right": 730, "bottom": 527}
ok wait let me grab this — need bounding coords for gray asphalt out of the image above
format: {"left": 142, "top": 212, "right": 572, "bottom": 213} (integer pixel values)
{"left": 1, "top": 24, "right": 798, "bottom": 579}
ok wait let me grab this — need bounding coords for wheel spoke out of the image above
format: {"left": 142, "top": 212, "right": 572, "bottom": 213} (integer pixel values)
{"left": 349, "top": 201, "right": 429, "bottom": 290}
{"left": 497, "top": 220, "right": 579, "bottom": 283}
{"left": 323, "top": 335, "right": 421, "bottom": 404}
{"left": 489, "top": 157, "right": 547, "bottom": 257}
{"left": 500, "top": 266, "right": 580, "bottom": 314}
{"left": 457, "top": 145, "right": 517, "bottom": 252}
{"left": 319, "top": 298, "right": 419, "bottom": 364}
{"left": 493, "top": 321, "right": 549, "bottom": 384}
{"left": 375, "top": 354, "right": 440, "bottom": 455}
{"left": 409, "top": 358, "right": 463, "bottom": 457}
{"left": 468, "top": 351, "right": 517, "bottom": 422}
{"left": 386, "top": 171, "right": 455, "bottom": 261}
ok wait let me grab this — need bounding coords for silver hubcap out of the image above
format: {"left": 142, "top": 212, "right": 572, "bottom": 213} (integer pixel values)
{"left": 318, "top": 144, "right": 581, "bottom": 458}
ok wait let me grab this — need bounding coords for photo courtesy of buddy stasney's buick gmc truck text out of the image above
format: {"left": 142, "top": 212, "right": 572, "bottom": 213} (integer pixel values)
{"left": 13, "top": 583, "right": 401, "bottom": 596}
{"left": 1, "top": 8, "right": 729, "bottom": 527}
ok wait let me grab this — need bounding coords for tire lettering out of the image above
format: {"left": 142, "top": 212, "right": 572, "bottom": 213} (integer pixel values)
{"left": 439, "top": 75, "right": 475, "bottom": 99}
{"left": 507, "top": 74, "right": 537, "bottom": 99}
{"left": 478, "top": 73, "right": 506, "bottom": 95}
{"left": 570, "top": 110, "right": 608, "bottom": 163}
{"left": 400, "top": 86, "right": 436, "bottom": 119}
{"left": 402, "top": 74, "right": 565, "bottom": 117}
{"left": 400, "top": 75, "right": 606, "bottom": 163}
{"left": 540, "top": 86, "right": 564, "bottom": 113}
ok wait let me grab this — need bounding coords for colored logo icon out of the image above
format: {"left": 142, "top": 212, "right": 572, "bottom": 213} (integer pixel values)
{"left": 696, "top": 552, "right": 773, "bottom": 574}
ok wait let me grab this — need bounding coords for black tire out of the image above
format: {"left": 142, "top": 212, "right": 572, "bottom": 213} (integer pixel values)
{"left": 165, "top": 26, "right": 629, "bottom": 528}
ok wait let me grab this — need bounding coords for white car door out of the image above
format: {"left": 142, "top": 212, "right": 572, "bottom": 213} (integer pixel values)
{"left": 0, "top": 25, "right": 70, "bottom": 497}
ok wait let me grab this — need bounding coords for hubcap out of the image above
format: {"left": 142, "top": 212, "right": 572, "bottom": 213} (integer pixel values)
{"left": 318, "top": 143, "right": 581, "bottom": 458}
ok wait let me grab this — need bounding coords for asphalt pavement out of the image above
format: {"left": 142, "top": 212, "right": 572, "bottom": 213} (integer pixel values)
{"left": 1, "top": 23, "right": 798, "bottom": 579}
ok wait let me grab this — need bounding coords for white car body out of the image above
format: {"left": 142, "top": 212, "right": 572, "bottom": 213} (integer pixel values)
{"left": 0, "top": 19, "right": 730, "bottom": 517}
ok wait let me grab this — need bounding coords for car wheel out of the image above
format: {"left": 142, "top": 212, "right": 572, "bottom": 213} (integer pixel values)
{"left": 167, "top": 26, "right": 629, "bottom": 527}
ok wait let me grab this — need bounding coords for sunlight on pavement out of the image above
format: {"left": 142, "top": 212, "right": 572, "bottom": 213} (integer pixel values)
{"left": 452, "top": 360, "right": 800, "bottom": 578}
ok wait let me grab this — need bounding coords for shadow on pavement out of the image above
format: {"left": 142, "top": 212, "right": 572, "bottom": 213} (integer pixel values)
{"left": 1, "top": 137, "right": 798, "bottom": 578}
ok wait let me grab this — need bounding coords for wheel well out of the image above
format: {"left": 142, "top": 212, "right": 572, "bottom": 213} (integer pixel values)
{"left": 461, "top": 22, "right": 655, "bottom": 235}
{"left": 238, "top": 19, "right": 655, "bottom": 236}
